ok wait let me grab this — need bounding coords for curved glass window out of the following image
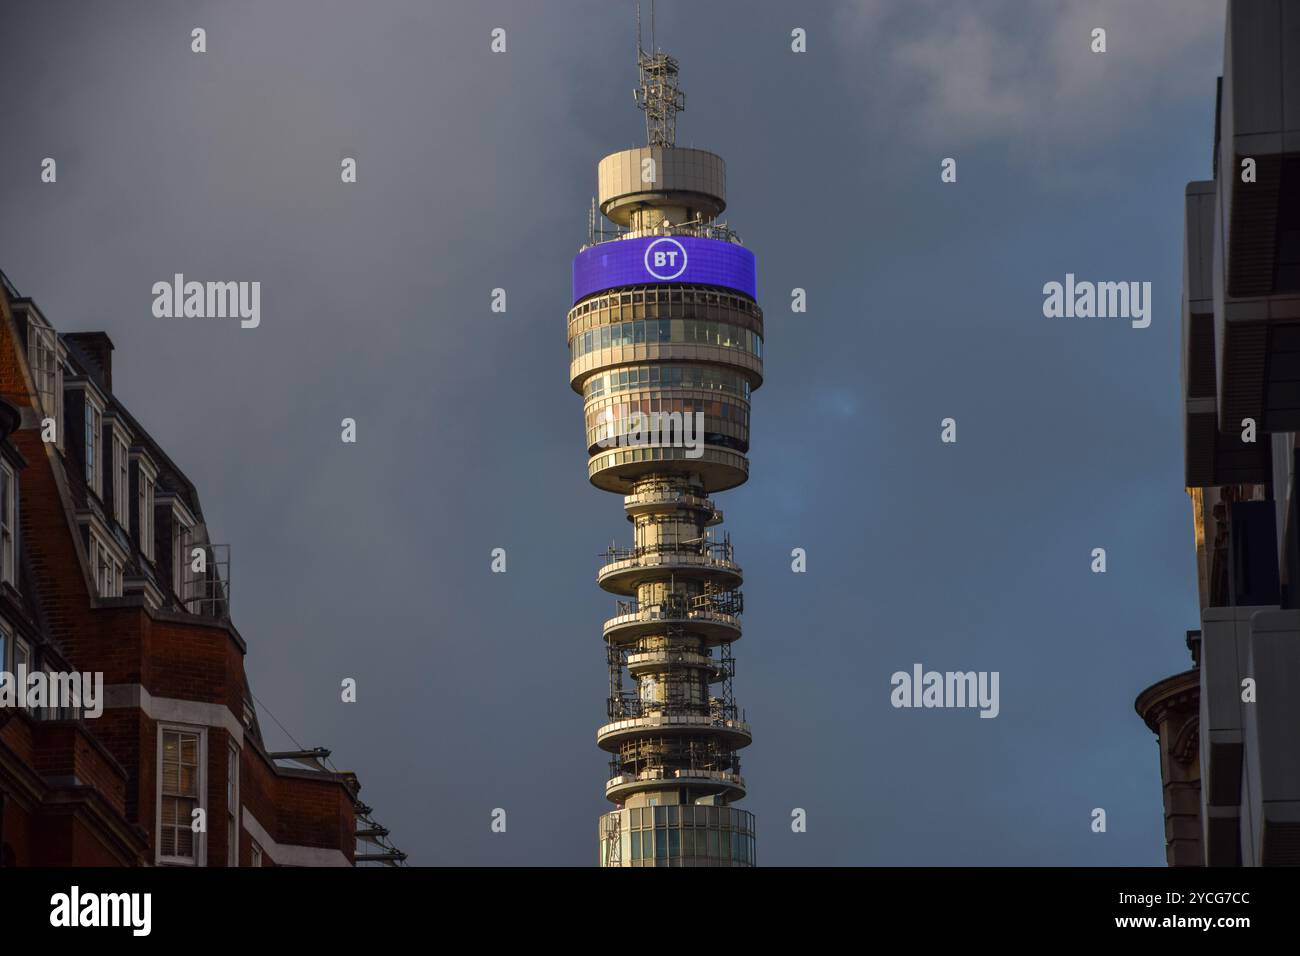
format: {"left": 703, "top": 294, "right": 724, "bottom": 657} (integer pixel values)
{"left": 597, "top": 806, "right": 757, "bottom": 867}
{"left": 570, "top": 319, "right": 762, "bottom": 361}
{"left": 584, "top": 397, "right": 749, "bottom": 453}
{"left": 585, "top": 397, "right": 750, "bottom": 433}
{"left": 584, "top": 366, "right": 752, "bottom": 400}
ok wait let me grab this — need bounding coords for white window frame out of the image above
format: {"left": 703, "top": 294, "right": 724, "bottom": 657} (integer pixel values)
{"left": 13, "top": 636, "right": 31, "bottom": 713}
{"left": 88, "top": 527, "right": 124, "bottom": 598}
{"left": 0, "top": 621, "right": 8, "bottom": 709}
{"left": 133, "top": 453, "right": 157, "bottom": 562}
{"left": 227, "top": 742, "right": 240, "bottom": 866}
{"left": 27, "top": 322, "right": 64, "bottom": 450}
{"left": 156, "top": 724, "right": 207, "bottom": 866}
{"left": 0, "top": 460, "right": 16, "bottom": 589}
{"left": 250, "top": 841, "right": 262, "bottom": 867}
{"left": 171, "top": 505, "right": 196, "bottom": 609}
{"left": 83, "top": 393, "right": 103, "bottom": 497}
{"left": 110, "top": 422, "right": 130, "bottom": 529}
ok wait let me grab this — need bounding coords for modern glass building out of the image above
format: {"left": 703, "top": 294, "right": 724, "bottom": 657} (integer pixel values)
{"left": 567, "top": 37, "right": 762, "bottom": 867}
{"left": 1139, "top": 0, "right": 1300, "bottom": 867}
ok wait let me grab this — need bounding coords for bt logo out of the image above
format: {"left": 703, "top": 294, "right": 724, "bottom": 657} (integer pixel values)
{"left": 644, "top": 238, "right": 688, "bottom": 280}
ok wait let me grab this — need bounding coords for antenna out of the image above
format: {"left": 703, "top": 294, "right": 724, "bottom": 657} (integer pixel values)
{"left": 633, "top": 0, "right": 684, "bottom": 147}
{"left": 634, "top": 0, "right": 656, "bottom": 56}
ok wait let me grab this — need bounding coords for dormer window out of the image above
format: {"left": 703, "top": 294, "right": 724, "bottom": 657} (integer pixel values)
{"left": 88, "top": 527, "right": 124, "bottom": 598}
{"left": 27, "top": 322, "right": 64, "bottom": 449}
{"left": 109, "top": 418, "right": 131, "bottom": 529}
{"left": 0, "top": 461, "right": 15, "bottom": 588}
{"left": 172, "top": 507, "right": 195, "bottom": 608}
{"left": 133, "top": 453, "right": 157, "bottom": 562}
{"left": 84, "top": 394, "right": 103, "bottom": 496}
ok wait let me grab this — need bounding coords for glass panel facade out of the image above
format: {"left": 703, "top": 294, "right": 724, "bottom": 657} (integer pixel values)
{"left": 584, "top": 365, "right": 752, "bottom": 401}
{"left": 598, "top": 806, "right": 756, "bottom": 867}
{"left": 570, "top": 319, "right": 762, "bottom": 361}
{"left": 568, "top": 287, "right": 762, "bottom": 336}
{"left": 583, "top": 395, "right": 750, "bottom": 452}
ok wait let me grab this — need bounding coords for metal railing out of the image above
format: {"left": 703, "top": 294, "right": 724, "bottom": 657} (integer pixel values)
{"left": 601, "top": 537, "right": 735, "bottom": 566}
{"left": 182, "top": 544, "right": 231, "bottom": 620}
{"left": 607, "top": 694, "right": 740, "bottom": 724}
{"left": 583, "top": 219, "right": 742, "bottom": 252}
{"left": 612, "top": 589, "right": 743, "bottom": 619}
{"left": 606, "top": 765, "right": 745, "bottom": 787}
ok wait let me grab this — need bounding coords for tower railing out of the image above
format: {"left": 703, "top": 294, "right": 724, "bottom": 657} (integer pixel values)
{"left": 583, "top": 219, "right": 742, "bottom": 251}
{"left": 607, "top": 694, "right": 740, "bottom": 724}
{"left": 601, "top": 537, "right": 734, "bottom": 565}
{"left": 607, "top": 758, "right": 744, "bottom": 782}
{"left": 182, "top": 543, "right": 231, "bottom": 621}
{"left": 613, "top": 589, "right": 743, "bottom": 619}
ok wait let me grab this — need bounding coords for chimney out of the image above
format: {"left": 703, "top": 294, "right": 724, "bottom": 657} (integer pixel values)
{"left": 64, "top": 332, "right": 115, "bottom": 394}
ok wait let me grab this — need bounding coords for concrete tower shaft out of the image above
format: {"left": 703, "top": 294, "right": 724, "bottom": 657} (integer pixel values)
{"left": 570, "top": 40, "right": 760, "bottom": 868}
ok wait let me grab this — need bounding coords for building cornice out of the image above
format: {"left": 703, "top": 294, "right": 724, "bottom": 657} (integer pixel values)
{"left": 1135, "top": 668, "right": 1200, "bottom": 734}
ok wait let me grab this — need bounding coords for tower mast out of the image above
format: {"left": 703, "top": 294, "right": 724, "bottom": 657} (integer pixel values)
{"left": 634, "top": 1, "right": 685, "bottom": 148}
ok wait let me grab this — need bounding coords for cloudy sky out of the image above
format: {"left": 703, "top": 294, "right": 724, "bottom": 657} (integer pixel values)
{"left": 0, "top": 0, "right": 1227, "bottom": 865}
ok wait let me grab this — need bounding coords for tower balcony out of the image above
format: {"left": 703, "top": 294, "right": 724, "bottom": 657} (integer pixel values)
{"left": 605, "top": 768, "right": 746, "bottom": 804}
{"left": 623, "top": 486, "right": 722, "bottom": 524}
{"left": 605, "top": 599, "right": 741, "bottom": 647}
{"left": 625, "top": 648, "right": 723, "bottom": 676}
{"left": 596, "top": 712, "right": 752, "bottom": 752}
{"left": 597, "top": 542, "right": 742, "bottom": 594}
{"left": 582, "top": 220, "right": 742, "bottom": 249}
{"left": 588, "top": 444, "right": 749, "bottom": 495}
{"left": 626, "top": 650, "right": 710, "bottom": 676}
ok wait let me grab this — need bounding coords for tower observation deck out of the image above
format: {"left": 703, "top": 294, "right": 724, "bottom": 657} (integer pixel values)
{"left": 570, "top": 25, "right": 760, "bottom": 868}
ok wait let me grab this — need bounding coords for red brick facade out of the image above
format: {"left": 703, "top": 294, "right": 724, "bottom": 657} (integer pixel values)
{"left": 0, "top": 279, "right": 375, "bottom": 867}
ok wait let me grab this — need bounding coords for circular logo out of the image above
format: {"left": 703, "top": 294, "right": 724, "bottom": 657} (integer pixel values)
{"left": 643, "top": 238, "right": 688, "bottom": 281}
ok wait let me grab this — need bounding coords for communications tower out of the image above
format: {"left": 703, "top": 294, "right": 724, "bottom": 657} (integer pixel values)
{"left": 569, "top": 11, "right": 762, "bottom": 867}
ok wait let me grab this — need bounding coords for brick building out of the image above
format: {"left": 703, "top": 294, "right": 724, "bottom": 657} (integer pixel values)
{"left": 0, "top": 271, "right": 401, "bottom": 866}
